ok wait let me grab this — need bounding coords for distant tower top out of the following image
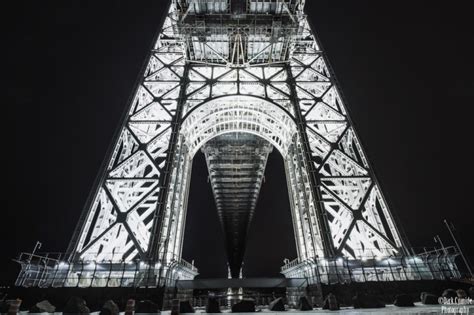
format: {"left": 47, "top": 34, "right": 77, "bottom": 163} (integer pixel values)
{"left": 175, "top": 0, "right": 305, "bottom": 15}
{"left": 175, "top": 0, "right": 306, "bottom": 67}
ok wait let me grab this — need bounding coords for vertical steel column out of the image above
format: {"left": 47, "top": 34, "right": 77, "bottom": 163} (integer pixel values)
{"left": 148, "top": 64, "right": 191, "bottom": 280}
{"left": 285, "top": 64, "right": 336, "bottom": 258}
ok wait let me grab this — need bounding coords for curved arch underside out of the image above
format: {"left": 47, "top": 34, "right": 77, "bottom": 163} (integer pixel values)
{"left": 181, "top": 95, "right": 297, "bottom": 159}
{"left": 181, "top": 96, "right": 297, "bottom": 276}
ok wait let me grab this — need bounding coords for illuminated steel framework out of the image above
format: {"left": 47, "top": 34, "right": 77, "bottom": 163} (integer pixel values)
{"left": 16, "top": 0, "right": 460, "bottom": 288}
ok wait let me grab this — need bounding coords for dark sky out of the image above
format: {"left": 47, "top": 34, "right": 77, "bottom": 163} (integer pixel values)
{"left": 3, "top": 1, "right": 473, "bottom": 284}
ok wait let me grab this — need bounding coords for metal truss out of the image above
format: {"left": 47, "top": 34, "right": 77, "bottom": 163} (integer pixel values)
{"left": 288, "top": 21, "right": 405, "bottom": 260}
{"left": 17, "top": 0, "right": 428, "bottom": 287}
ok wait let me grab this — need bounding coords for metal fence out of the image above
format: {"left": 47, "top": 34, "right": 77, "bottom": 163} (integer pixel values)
{"left": 14, "top": 253, "right": 197, "bottom": 288}
{"left": 281, "top": 247, "right": 462, "bottom": 285}
{"left": 14, "top": 247, "right": 463, "bottom": 288}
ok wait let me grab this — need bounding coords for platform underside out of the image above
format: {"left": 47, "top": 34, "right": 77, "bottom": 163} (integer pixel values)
{"left": 202, "top": 133, "right": 273, "bottom": 277}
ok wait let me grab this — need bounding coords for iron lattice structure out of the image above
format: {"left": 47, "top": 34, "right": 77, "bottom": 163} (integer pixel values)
{"left": 15, "top": 0, "right": 460, "bottom": 288}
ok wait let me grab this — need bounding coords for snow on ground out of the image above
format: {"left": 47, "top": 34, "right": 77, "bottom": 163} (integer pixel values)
{"left": 174, "top": 302, "right": 474, "bottom": 314}
{"left": 15, "top": 303, "right": 474, "bottom": 314}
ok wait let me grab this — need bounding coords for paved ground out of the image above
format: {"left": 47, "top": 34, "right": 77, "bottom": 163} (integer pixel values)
{"left": 175, "top": 302, "right": 474, "bottom": 314}
{"left": 15, "top": 303, "right": 474, "bottom": 314}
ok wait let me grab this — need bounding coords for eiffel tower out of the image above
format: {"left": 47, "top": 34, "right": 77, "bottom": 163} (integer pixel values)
{"left": 16, "top": 0, "right": 460, "bottom": 289}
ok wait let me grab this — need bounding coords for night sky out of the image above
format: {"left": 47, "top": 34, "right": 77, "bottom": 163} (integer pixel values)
{"left": 4, "top": 1, "right": 473, "bottom": 284}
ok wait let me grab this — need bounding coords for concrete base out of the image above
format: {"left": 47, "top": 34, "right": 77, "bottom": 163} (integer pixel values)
{"left": 286, "top": 284, "right": 323, "bottom": 308}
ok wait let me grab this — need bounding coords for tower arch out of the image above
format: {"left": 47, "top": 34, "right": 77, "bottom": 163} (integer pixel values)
{"left": 181, "top": 95, "right": 297, "bottom": 158}
{"left": 154, "top": 94, "right": 326, "bottom": 277}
